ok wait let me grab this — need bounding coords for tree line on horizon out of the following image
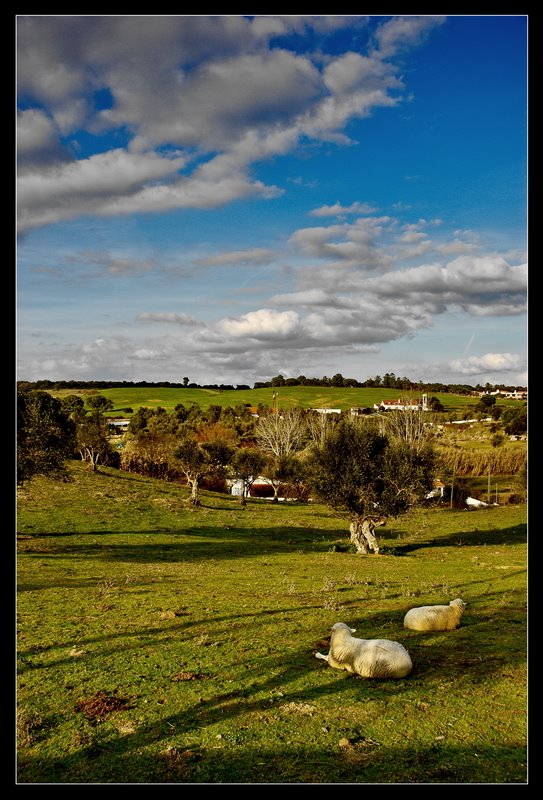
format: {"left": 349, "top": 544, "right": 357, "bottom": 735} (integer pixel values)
{"left": 16, "top": 372, "right": 527, "bottom": 395}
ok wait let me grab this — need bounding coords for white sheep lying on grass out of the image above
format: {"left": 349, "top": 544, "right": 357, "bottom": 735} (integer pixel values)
{"left": 403, "top": 598, "right": 466, "bottom": 631}
{"left": 314, "top": 622, "right": 413, "bottom": 679}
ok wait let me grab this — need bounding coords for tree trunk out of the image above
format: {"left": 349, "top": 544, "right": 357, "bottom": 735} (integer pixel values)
{"left": 188, "top": 477, "right": 200, "bottom": 506}
{"left": 349, "top": 515, "right": 387, "bottom": 554}
{"left": 349, "top": 517, "right": 369, "bottom": 553}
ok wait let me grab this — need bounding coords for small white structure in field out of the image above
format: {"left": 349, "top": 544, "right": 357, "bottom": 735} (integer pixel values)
{"left": 426, "top": 479, "right": 445, "bottom": 500}
{"left": 314, "top": 622, "right": 413, "bottom": 679}
{"left": 465, "top": 497, "right": 492, "bottom": 509}
{"left": 404, "top": 598, "right": 466, "bottom": 631}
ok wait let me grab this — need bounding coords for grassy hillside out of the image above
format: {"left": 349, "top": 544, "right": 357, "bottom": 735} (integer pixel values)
{"left": 48, "top": 385, "right": 524, "bottom": 416}
{"left": 16, "top": 462, "right": 527, "bottom": 784}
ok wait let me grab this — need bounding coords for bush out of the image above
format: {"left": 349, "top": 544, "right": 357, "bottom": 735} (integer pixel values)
{"left": 250, "top": 483, "right": 275, "bottom": 498}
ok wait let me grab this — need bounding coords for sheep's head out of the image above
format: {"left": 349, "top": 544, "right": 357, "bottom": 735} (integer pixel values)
{"left": 331, "top": 622, "right": 356, "bottom": 634}
{"left": 451, "top": 599, "right": 466, "bottom": 612}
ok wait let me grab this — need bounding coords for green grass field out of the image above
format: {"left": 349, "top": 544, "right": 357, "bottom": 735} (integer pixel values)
{"left": 47, "top": 385, "right": 525, "bottom": 416}
{"left": 16, "top": 461, "right": 527, "bottom": 784}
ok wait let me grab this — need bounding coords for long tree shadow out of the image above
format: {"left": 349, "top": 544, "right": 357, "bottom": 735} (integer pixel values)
{"left": 17, "top": 739, "right": 527, "bottom": 784}
{"left": 17, "top": 522, "right": 527, "bottom": 590}
{"left": 16, "top": 524, "right": 350, "bottom": 570}
{"left": 385, "top": 523, "right": 527, "bottom": 555}
{"left": 16, "top": 606, "right": 527, "bottom": 783}
{"left": 18, "top": 599, "right": 527, "bottom": 692}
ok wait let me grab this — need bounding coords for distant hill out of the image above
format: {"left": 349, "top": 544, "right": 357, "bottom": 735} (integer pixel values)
{"left": 35, "top": 384, "right": 525, "bottom": 415}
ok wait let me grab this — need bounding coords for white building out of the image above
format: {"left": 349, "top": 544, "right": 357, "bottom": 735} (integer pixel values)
{"left": 373, "top": 394, "right": 428, "bottom": 412}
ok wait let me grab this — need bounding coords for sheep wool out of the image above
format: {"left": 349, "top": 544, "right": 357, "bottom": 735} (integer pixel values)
{"left": 403, "top": 598, "right": 466, "bottom": 632}
{"left": 315, "top": 622, "right": 413, "bottom": 679}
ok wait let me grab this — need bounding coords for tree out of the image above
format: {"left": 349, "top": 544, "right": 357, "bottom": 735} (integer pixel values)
{"left": 476, "top": 395, "right": 496, "bottom": 411}
{"left": 379, "top": 406, "right": 435, "bottom": 455}
{"left": 76, "top": 412, "right": 116, "bottom": 471}
{"left": 173, "top": 437, "right": 232, "bottom": 505}
{"left": 60, "top": 394, "right": 86, "bottom": 419}
{"left": 17, "top": 389, "right": 76, "bottom": 484}
{"left": 427, "top": 396, "right": 444, "bottom": 412}
{"left": 260, "top": 453, "right": 301, "bottom": 503}
{"left": 306, "top": 408, "right": 339, "bottom": 447}
{"left": 86, "top": 394, "right": 114, "bottom": 413}
{"left": 120, "top": 431, "right": 178, "bottom": 480}
{"left": 502, "top": 406, "right": 527, "bottom": 435}
{"left": 255, "top": 408, "right": 307, "bottom": 458}
{"left": 510, "top": 462, "right": 527, "bottom": 503}
{"left": 306, "top": 418, "right": 437, "bottom": 554}
{"left": 230, "top": 448, "right": 267, "bottom": 506}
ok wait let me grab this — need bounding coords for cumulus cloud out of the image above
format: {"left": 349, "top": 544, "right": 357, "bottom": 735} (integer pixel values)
{"left": 289, "top": 216, "right": 394, "bottom": 270}
{"left": 361, "top": 256, "right": 527, "bottom": 315}
{"left": 435, "top": 239, "right": 478, "bottom": 255}
{"left": 270, "top": 289, "right": 355, "bottom": 307}
{"left": 373, "top": 15, "right": 446, "bottom": 58}
{"left": 323, "top": 51, "right": 397, "bottom": 93}
{"left": 449, "top": 352, "right": 524, "bottom": 376}
{"left": 17, "top": 149, "right": 187, "bottom": 232}
{"left": 17, "top": 108, "right": 70, "bottom": 168}
{"left": 310, "top": 201, "right": 378, "bottom": 217}
{"left": 217, "top": 308, "right": 302, "bottom": 340}
{"left": 16, "top": 15, "right": 444, "bottom": 233}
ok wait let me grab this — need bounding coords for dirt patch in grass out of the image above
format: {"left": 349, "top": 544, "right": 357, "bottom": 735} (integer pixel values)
{"left": 171, "top": 671, "right": 210, "bottom": 681}
{"left": 159, "top": 746, "right": 203, "bottom": 780}
{"left": 75, "top": 691, "right": 134, "bottom": 723}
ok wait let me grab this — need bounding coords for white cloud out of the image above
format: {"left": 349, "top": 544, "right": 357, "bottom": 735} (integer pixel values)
{"left": 289, "top": 216, "right": 393, "bottom": 270}
{"left": 323, "top": 51, "right": 396, "bottom": 94}
{"left": 63, "top": 250, "right": 156, "bottom": 277}
{"left": 138, "top": 312, "right": 204, "bottom": 326}
{"left": 17, "top": 109, "right": 68, "bottom": 167}
{"left": 17, "top": 15, "right": 442, "bottom": 233}
{"left": 449, "top": 352, "right": 524, "bottom": 376}
{"left": 17, "top": 149, "right": 186, "bottom": 232}
{"left": 397, "top": 227, "right": 427, "bottom": 244}
{"left": 435, "top": 240, "right": 478, "bottom": 255}
{"left": 271, "top": 289, "right": 354, "bottom": 307}
{"left": 373, "top": 15, "right": 446, "bottom": 58}
{"left": 195, "top": 248, "right": 276, "bottom": 267}
{"left": 363, "top": 256, "right": 527, "bottom": 315}
{"left": 310, "top": 201, "right": 378, "bottom": 217}
{"left": 217, "top": 308, "right": 302, "bottom": 340}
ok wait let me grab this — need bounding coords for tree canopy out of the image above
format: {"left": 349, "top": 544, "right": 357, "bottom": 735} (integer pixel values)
{"left": 17, "top": 389, "right": 76, "bottom": 484}
{"left": 307, "top": 418, "right": 437, "bottom": 521}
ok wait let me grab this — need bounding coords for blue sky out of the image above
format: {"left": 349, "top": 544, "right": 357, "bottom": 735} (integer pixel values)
{"left": 16, "top": 14, "right": 528, "bottom": 387}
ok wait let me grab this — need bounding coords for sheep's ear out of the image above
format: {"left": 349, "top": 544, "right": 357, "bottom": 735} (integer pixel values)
{"left": 350, "top": 627, "right": 357, "bottom": 633}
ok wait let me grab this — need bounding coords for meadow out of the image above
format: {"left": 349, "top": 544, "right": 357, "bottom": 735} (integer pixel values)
{"left": 47, "top": 385, "right": 524, "bottom": 415}
{"left": 16, "top": 461, "right": 527, "bottom": 784}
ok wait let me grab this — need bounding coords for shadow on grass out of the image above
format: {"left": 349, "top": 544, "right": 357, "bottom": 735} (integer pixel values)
{"left": 16, "top": 524, "right": 350, "bottom": 567}
{"left": 16, "top": 616, "right": 527, "bottom": 784}
{"left": 384, "top": 523, "right": 526, "bottom": 555}
{"left": 16, "top": 740, "right": 527, "bottom": 784}
{"left": 16, "top": 593, "right": 527, "bottom": 783}
{"left": 17, "top": 603, "right": 325, "bottom": 673}
{"left": 17, "top": 521, "right": 527, "bottom": 580}
{"left": 18, "top": 600, "right": 526, "bottom": 690}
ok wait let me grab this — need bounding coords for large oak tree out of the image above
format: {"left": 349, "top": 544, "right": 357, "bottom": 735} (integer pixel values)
{"left": 307, "top": 417, "right": 437, "bottom": 553}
